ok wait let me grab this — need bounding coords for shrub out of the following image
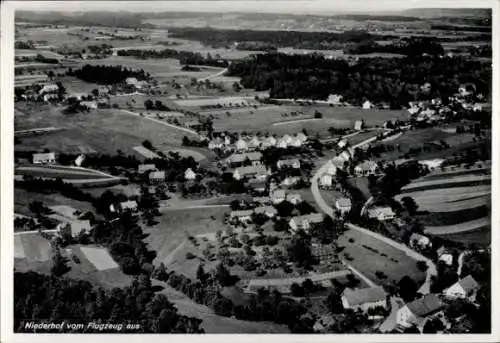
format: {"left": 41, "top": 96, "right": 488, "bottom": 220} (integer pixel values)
{"left": 186, "top": 252, "right": 196, "bottom": 260}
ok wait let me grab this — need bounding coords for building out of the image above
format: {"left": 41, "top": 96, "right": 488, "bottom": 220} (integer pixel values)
{"left": 229, "top": 210, "right": 253, "bottom": 222}
{"left": 276, "top": 137, "right": 289, "bottom": 149}
{"left": 289, "top": 137, "right": 303, "bottom": 148}
{"left": 261, "top": 136, "right": 277, "bottom": 149}
{"left": 337, "top": 139, "right": 348, "bottom": 149}
{"left": 254, "top": 206, "right": 277, "bottom": 218}
{"left": 98, "top": 85, "right": 110, "bottom": 96}
{"left": 271, "top": 189, "right": 286, "bottom": 204}
{"left": 280, "top": 176, "right": 301, "bottom": 187}
{"left": 80, "top": 100, "right": 98, "bottom": 109}
{"left": 286, "top": 193, "right": 302, "bottom": 205}
{"left": 341, "top": 287, "right": 388, "bottom": 312}
{"left": 43, "top": 93, "right": 59, "bottom": 102}
{"left": 247, "top": 180, "right": 267, "bottom": 193}
{"left": 235, "top": 138, "right": 248, "bottom": 151}
{"left": 324, "top": 161, "right": 338, "bottom": 176}
{"left": 58, "top": 219, "right": 92, "bottom": 237}
{"left": 443, "top": 275, "right": 480, "bottom": 302}
{"left": 319, "top": 173, "right": 333, "bottom": 188}
{"left": 338, "top": 150, "right": 352, "bottom": 162}
{"left": 437, "top": 246, "right": 454, "bottom": 266}
{"left": 184, "top": 168, "right": 197, "bottom": 180}
{"left": 233, "top": 166, "right": 269, "bottom": 180}
{"left": 277, "top": 158, "right": 301, "bottom": 170}
{"left": 396, "top": 294, "right": 444, "bottom": 332}
{"left": 335, "top": 198, "right": 352, "bottom": 215}
{"left": 149, "top": 171, "right": 165, "bottom": 184}
{"left": 367, "top": 207, "right": 395, "bottom": 221}
{"left": 418, "top": 159, "right": 445, "bottom": 171}
{"left": 74, "top": 154, "right": 85, "bottom": 167}
{"left": 111, "top": 200, "right": 138, "bottom": 213}
{"left": 289, "top": 213, "right": 324, "bottom": 232}
{"left": 138, "top": 164, "right": 156, "bottom": 174}
{"left": 296, "top": 132, "right": 308, "bottom": 143}
{"left": 327, "top": 94, "right": 343, "bottom": 105}
{"left": 32, "top": 152, "right": 56, "bottom": 164}
{"left": 247, "top": 136, "right": 261, "bottom": 150}
{"left": 354, "top": 160, "right": 379, "bottom": 176}
{"left": 208, "top": 137, "right": 224, "bottom": 150}
{"left": 253, "top": 196, "right": 271, "bottom": 205}
{"left": 354, "top": 120, "right": 364, "bottom": 131}
{"left": 227, "top": 152, "right": 262, "bottom": 167}
{"left": 39, "top": 84, "right": 58, "bottom": 95}
{"left": 410, "top": 233, "right": 432, "bottom": 250}
{"left": 362, "top": 100, "right": 374, "bottom": 109}
{"left": 331, "top": 156, "right": 346, "bottom": 170}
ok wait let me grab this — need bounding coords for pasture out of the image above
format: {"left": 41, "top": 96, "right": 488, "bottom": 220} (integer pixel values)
{"left": 424, "top": 217, "right": 490, "bottom": 235}
{"left": 79, "top": 246, "right": 119, "bottom": 270}
{"left": 337, "top": 228, "right": 427, "bottom": 287}
{"left": 14, "top": 233, "right": 52, "bottom": 274}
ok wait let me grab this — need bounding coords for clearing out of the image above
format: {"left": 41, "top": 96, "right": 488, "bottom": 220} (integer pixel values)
{"left": 79, "top": 246, "right": 120, "bottom": 271}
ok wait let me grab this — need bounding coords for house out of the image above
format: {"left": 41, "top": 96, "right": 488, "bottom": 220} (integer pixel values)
{"left": 324, "top": 162, "right": 338, "bottom": 176}
{"left": 80, "top": 100, "right": 98, "bottom": 109}
{"left": 111, "top": 200, "right": 138, "bottom": 213}
{"left": 311, "top": 244, "right": 336, "bottom": 262}
{"left": 247, "top": 136, "right": 261, "bottom": 150}
{"left": 410, "top": 233, "right": 432, "bottom": 250}
{"left": 261, "top": 136, "right": 277, "bottom": 149}
{"left": 74, "top": 154, "right": 85, "bottom": 167}
{"left": 227, "top": 152, "right": 263, "bottom": 167}
{"left": 319, "top": 173, "right": 333, "bottom": 188}
{"left": 233, "top": 166, "right": 269, "bottom": 180}
{"left": 331, "top": 156, "right": 346, "bottom": 170}
{"left": 327, "top": 94, "right": 343, "bottom": 105}
{"left": 443, "top": 275, "right": 480, "bottom": 302}
{"left": 282, "top": 134, "right": 293, "bottom": 144}
{"left": 408, "top": 106, "right": 420, "bottom": 115}
{"left": 354, "top": 161, "right": 379, "bottom": 176}
{"left": 286, "top": 193, "right": 302, "bottom": 205}
{"left": 280, "top": 176, "right": 301, "bottom": 187}
{"left": 362, "top": 100, "right": 374, "bottom": 109}
{"left": 208, "top": 138, "right": 224, "bottom": 150}
{"left": 289, "top": 137, "right": 303, "bottom": 148}
{"left": 39, "top": 84, "right": 58, "bottom": 95}
{"left": 247, "top": 180, "right": 267, "bottom": 193}
{"left": 276, "top": 137, "right": 288, "bottom": 149}
{"left": 254, "top": 206, "right": 277, "bottom": 218}
{"left": 338, "top": 150, "right": 352, "bottom": 162}
{"left": 149, "top": 171, "right": 165, "bottom": 184}
{"left": 354, "top": 120, "right": 364, "bottom": 131}
{"left": 184, "top": 168, "right": 196, "bottom": 180}
{"left": 367, "top": 206, "right": 395, "bottom": 221}
{"left": 138, "top": 164, "right": 156, "bottom": 174}
{"left": 98, "top": 85, "right": 110, "bottom": 96}
{"left": 289, "top": 213, "right": 324, "bottom": 232}
{"left": 271, "top": 189, "right": 286, "bottom": 204}
{"left": 253, "top": 196, "right": 271, "bottom": 205}
{"left": 235, "top": 138, "right": 248, "bottom": 151}
{"left": 296, "top": 132, "right": 308, "bottom": 143}
{"left": 337, "top": 139, "right": 348, "bottom": 149}
{"left": 229, "top": 210, "right": 253, "bottom": 222}
{"left": 396, "top": 294, "right": 444, "bottom": 332}
{"left": 437, "top": 246, "right": 454, "bottom": 266}
{"left": 32, "top": 152, "right": 56, "bottom": 164}
{"left": 419, "top": 159, "right": 445, "bottom": 171}
{"left": 335, "top": 198, "right": 352, "bottom": 215}
{"left": 341, "top": 287, "right": 388, "bottom": 312}
{"left": 277, "top": 159, "right": 301, "bottom": 170}
{"left": 224, "top": 135, "right": 232, "bottom": 146}
{"left": 43, "top": 93, "right": 59, "bottom": 102}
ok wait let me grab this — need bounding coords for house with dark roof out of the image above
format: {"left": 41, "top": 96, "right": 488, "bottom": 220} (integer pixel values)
{"left": 397, "top": 294, "right": 444, "bottom": 332}
{"left": 444, "top": 275, "right": 480, "bottom": 302}
{"left": 341, "top": 287, "right": 388, "bottom": 312}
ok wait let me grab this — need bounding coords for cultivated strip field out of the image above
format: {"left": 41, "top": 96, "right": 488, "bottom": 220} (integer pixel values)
{"left": 79, "top": 246, "right": 119, "bottom": 271}
{"left": 424, "top": 217, "right": 490, "bottom": 235}
{"left": 401, "top": 174, "right": 491, "bottom": 193}
{"left": 16, "top": 165, "right": 113, "bottom": 180}
{"left": 134, "top": 146, "right": 160, "bottom": 159}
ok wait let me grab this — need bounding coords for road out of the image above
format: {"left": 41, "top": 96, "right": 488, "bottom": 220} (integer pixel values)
{"left": 119, "top": 109, "right": 200, "bottom": 137}
{"left": 310, "top": 130, "right": 437, "bottom": 294}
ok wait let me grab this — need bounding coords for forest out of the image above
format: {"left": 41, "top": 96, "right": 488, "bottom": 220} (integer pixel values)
{"left": 117, "top": 49, "right": 229, "bottom": 68}
{"left": 227, "top": 53, "right": 491, "bottom": 105}
{"left": 70, "top": 65, "right": 150, "bottom": 85}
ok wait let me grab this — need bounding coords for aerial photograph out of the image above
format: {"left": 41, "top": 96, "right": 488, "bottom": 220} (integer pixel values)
{"left": 10, "top": 0, "right": 492, "bottom": 335}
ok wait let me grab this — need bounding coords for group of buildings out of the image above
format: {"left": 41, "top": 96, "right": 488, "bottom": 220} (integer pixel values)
{"left": 209, "top": 132, "right": 309, "bottom": 152}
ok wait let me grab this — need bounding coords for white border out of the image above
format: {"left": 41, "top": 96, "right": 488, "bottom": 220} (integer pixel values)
{"left": 1, "top": 1, "right": 498, "bottom": 343}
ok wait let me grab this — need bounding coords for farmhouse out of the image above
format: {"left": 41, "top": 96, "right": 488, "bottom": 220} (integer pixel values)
{"left": 184, "top": 168, "right": 197, "bottom": 180}
{"left": 254, "top": 206, "right": 278, "bottom": 218}
{"left": 355, "top": 161, "right": 379, "bottom": 176}
{"left": 341, "top": 287, "right": 388, "bottom": 312}
{"left": 286, "top": 193, "right": 302, "bottom": 205}
{"left": 409, "top": 233, "right": 432, "bottom": 250}
{"left": 32, "top": 152, "right": 56, "bottom": 164}
{"left": 271, "top": 189, "right": 286, "bottom": 204}
{"left": 367, "top": 207, "right": 395, "bottom": 221}
{"left": 138, "top": 164, "right": 156, "bottom": 174}
{"left": 396, "top": 294, "right": 444, "bottom": 332}
{"left": 149, "top": 171, "right": 165, "bottom": 184}
{"left": 276, "top": 137, "right": 289, "bottom": 149}
{"left": 324, "top": 162, "right": 338, "bottom": 176}
{"left": 436, "top": 246, "right": 454, "bottom": 266}
{"left": 443, "top": 275, "right": 480, "bottom": 302}
{"left": 331, "top": 156, "right": 346, "bottom": 169}
{"left": 319, "top": 173, "right": 333, "bottom": 188}
{"left": 229, "top": 210, "right": 253, "bottom": 222}
{"left": 247, "top": 136, "right": 261, "bottom": 150}
{"left": 277, "top": 158, "right": 301, "bottom": 170}
{"left": 335, "top": 198, "right": 352, "bottom": 215}
{"left": 289, "top": 213, "right": 324, "bottom": 232}
{"left": 327, "top": 94, "right": 343, "bottom": 105}
{"left": 233, "top": 166, "right": 269, "bottom": 180}
{"left": 418, "top": 159, "right": 445, "bottom": 171}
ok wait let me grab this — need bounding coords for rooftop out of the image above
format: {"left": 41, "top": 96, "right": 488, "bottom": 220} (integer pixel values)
{"left": 342, "top": 287, "right": 387, "bottom": 306}
{"left": 406, "top": 294, "right": 443, "bottom": 317}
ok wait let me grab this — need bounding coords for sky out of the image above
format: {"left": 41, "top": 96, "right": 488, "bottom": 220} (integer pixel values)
{"left": 12, "top": 0, "right": 495, "bottom": 15}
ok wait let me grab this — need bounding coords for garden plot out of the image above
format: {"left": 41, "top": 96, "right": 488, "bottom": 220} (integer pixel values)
{"left": 424, "top": 217, "right": 490, "bottom": 235}
{"left": 79, "top": 246, "right": 119, "bottom": 271}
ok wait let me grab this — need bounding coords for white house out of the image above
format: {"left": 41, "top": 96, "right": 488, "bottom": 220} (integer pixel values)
{"left": 247, "top": 136, "right": 261, "bottom": 150}
{"left": 271, "top": 189, "right": 286, "bottom": 204}
{"left": 39, "top": 84, "right": 59, "bottom": 95}
{"left": 74, "top": 154, "right": 85, "bottom": 167}
{"left": 80, "top": 100, "right": 98, "bottom": 109}
{"left": 184, "top": 168, "right": 197, "bottom": 180}
{"left": 138, "top": 164, "right": 156, "bottom": 174}
{"left": 286, "top": 193, "right": 302, "bottom": 205}
{"left": 362, "top": 100, "right": 374, "bottom": 109}
{"left": 367, "top": 207, "right": 395, "bottom": 221}
{"left": 261, "top": 136, "right": 277, "bottom": 149}
{"left": 111, "top": 200, "right": 138, "bottom": 213}
{"left": 289, "top": 137, "right": 303, "bottom": 148}
{"left": 296, "top": 132, "right": 308, "bottom": 143}
{"left": 354, "top": 161, "right": 379, "bottom": 176}
{"left": 409, "top": 233, "right": 432, "bottom": 250}
{"left": 335, "top": 198, "right": 352, "bottom": 215}
{"left": 338, "top": 150, "right": 352, "bottom": 162}
{"left": 354, "top": 120, "right": 364, "bottom": 131}
{"left": 437, "top": 246, "right": 454, "bottom": 266}
{"left": 319, "top": 173, "right": 333, "bottom": 188}
{"left": 341, "top": 287, "right": 387, "bottom": 312}
{"left": 277, "top": 159, "right": 301, "bottom": 170}
{"left": 235, "top": 138, "right": 248, "bottom": 151}
{"left": 337, "top": 139, "right": 348, "bottom": 149}
{"left": 208, "top": 137, "right": 224, "bottom": 150}
{"left": 396, "top": 294, "right": 444, "bottom": 332}
{"left": 418, "top": 159, "right": 445, "bottom": 171}
{"left": 289, "top": 213, "right": 324, "bottom": 232}
{"left": 325, "top": 162, "right": 337, "bottom": 176}
{"left": 443, "top": 275, "right": 480, "bottom": 302}
{"left": 281, "top": 176, "right": 301, "bottom": 187}
{"left": 276, "top": 138, "right": 289, "bottom": 149}
{"left": 282, "top": 134, "right": 293, "bottom": 144}
{"left": 32, "top": 152, "right": 56, "bottom": 164}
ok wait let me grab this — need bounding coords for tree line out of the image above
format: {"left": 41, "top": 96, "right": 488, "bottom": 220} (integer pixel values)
{"left": 117, "top": 49, "right": 229, "bottom": 68}
{"left": 70, "top": 64, "right": 150, "bottom": 85}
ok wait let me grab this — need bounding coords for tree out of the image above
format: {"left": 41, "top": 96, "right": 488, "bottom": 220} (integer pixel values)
{"left": 51, "top": 249, "right": 71, "bottom": 276}
{"left": 142, "top": 140, "right": 153, "bottom": 150}
{"left": 154, "top": 262, "right": 169, "bottom": 281}
{"left": 144, "top": 99, "right": 154, "bottom": 110}
{"left": 290, "top": 283, "right": 304, "bottom": 297}
{"left": 398, "top": 275, "right": 418, "bottom": 302}
{"left": 196, "top": 264, "right": 207, "bottom": 283}
{"left": 325, "top": 287, "right": 345, "bottom": 313}
{"left": 401, "top": 196, "right": 419, "bottom": 216}
{"left": 287, "top": 236, "right": 315, "bottom": 268}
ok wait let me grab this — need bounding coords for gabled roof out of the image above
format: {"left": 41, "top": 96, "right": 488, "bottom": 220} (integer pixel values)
{"left": 457, "top": 275, "right": 480, "bottom": 293}
{"left": 406, "top": 294, "right": 443, "bottom": 317}
{"left": 277, "top": 158, "right": 300, "bottom": 166}
{"left": 342, "top": 287, "right": 387, "bottom": 306}
{"left": 290, "top": 213, "right": 324, "bottom": 225}
{"left": 253, "top": 196, "right": 271, "bottom": 204}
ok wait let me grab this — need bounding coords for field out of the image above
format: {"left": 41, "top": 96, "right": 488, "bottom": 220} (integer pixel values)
{"left": 59, "top": 76, "right": 101, "bottom": 96}
{"left": 14, "top": 233, "right": 52, "bottom": 261}
{"left": 15, "top": 165, "right": 112, "bottom": 180}
{"left": 424, "top": 217, "right": 490, "bottom": 235}
{"left": 165, "top": 148, "right": 207, "bottom": 162}
{"left": 79, "top": 246, "right": 119, "bottom": 270}
{"left": 337, "top": 228, "right": 427, "bottom": 287}
{"left": 14, "top": 104, "right": 194, "bottom": 156}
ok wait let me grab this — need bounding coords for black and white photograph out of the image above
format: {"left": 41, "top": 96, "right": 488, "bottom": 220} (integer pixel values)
{"left": 0, "top": 0, "right": 497, "bottom": 340}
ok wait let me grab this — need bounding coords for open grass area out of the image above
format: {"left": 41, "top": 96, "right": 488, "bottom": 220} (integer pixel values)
{"left": 439, "top": 227, "right": 491, "bottom": 246}
{"left": 416, "top": 205, "right": 489, "bottom": 226}
{"left": 14, "top": 105, "right": 191, "bottom": 156}
{"left": 338, "top": 228, "right": 427, "bottom": 287}
{"left": 16, "top": 166, "right": 111, "bottom": 180}
{"left": 424, "top": 217, "right": 490, "bottom": 236}
{"left": 144, "top": 207, "right": 229, "bottom": 266}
